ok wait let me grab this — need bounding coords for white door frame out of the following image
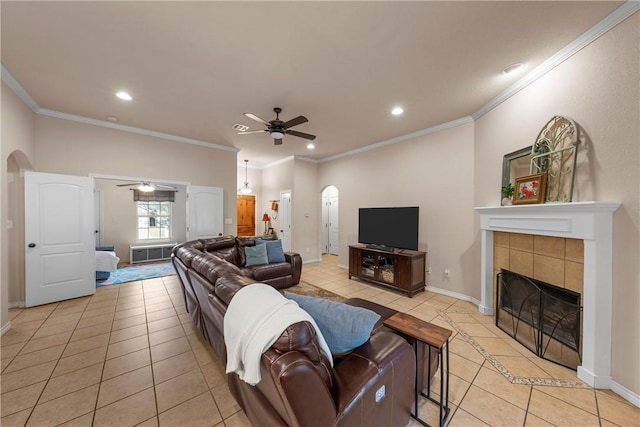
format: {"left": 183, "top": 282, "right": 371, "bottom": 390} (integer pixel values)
{"left": 279, "top": 190, "right": 292, "bottom": 253}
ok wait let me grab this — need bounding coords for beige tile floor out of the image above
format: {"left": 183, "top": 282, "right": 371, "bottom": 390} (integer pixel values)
{"left": 1, "top": 255, "right": 638, "bottom": 426}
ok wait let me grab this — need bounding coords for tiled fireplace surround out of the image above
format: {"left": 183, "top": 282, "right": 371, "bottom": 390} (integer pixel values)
{"left": 493, "top": 231, "right": 584, "bottom": 369}
{"left": 475, "top": 202, "right": 620, "bottom": 391}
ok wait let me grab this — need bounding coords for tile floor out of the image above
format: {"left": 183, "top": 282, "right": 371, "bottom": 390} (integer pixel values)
{"left": 1, "top": 255, "right": 638, "bottom": 426}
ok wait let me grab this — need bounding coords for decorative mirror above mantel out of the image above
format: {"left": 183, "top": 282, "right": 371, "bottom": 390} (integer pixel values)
{"left": 502, "top": 145, "right": 532, "bottom": 189}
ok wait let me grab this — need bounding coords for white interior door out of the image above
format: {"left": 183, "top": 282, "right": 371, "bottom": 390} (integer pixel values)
{"left": 328, "top": 196, "right": 339, "bottom": 255}
{"left": 187, "top": 185, "right": 223, "bottom": 240}
{"left": 279, "top": 191, "right": 292, "bottom": 252}
{"left": 321, "top": 195, "right": 329, "bottom": 253}
{"left": 25, "top": 171, "right": 95, "bottom": 307}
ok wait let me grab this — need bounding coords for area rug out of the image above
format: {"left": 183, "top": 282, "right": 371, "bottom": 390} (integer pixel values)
{"left": 97, "top": 261, "right": 176, "bottom": 286}
{"left": 285, "top": 280, "right": 344, "bottom": 301}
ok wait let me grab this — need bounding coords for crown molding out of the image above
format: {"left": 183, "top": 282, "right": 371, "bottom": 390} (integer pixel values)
{"left": 1, "top": 65, "right": 238, "bottom": 153}
{"left": 37, "top": 109, "right": 239, "bottom": 152}
{"left": 292, "top": 155, "right": 319, "bottom": 164}
{"left": 472, "top": 1, "right": 639, "bottom": 121}
{"left": 1, "top": 65, "right": 39, "bottom": 112}
{"left": 319, "top": 116, "right": 474, "bottom": 163}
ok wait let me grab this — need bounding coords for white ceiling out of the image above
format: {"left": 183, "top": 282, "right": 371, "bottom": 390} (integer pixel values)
{"left": 1, "top": 1, "right": 624, "bottom": 167}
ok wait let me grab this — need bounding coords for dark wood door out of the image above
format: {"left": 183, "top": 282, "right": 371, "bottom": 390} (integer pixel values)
{"left": 237, "top": 195, "right": 256, "bottom": 236}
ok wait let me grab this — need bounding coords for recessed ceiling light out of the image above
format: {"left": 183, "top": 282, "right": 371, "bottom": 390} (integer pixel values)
{"left": 106, "top": 115, "right": 118, "bottom": 122}
{"left": 307, "top": 142, "right": 315, "bottom": 150}
{"left": 502, "top": 63, "right": 525, "bottom": 75}
{"left": 391, "top": 107, "right": 404, "bottom": 116}
{"left": 116, "top": 91, "right": 132, "bottom": 101}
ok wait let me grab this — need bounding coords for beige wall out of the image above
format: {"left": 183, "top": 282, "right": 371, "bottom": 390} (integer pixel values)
{"left": 293, "top": 159, "right": 320, "bottom": 262}
{"left": 1, "top": 82, "right": 36, "bottom": 329}
{"left": 474, "top": 14, "right": 639, "bottom": 394}
{"left": 261, "top": 158, "right": 294, "bottom": 242}
{"left": 33, "top": 115, "right": 238, "bottom": 229}
{"left": 318, "top": 122, "right": 476, "bottom": 295}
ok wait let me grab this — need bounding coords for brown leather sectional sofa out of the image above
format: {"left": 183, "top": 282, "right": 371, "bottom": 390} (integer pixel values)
{"left": 171, "top": 236, "right": 302, "bottom": 356}
{"left": 171, "top": 236, "right": 420, "bottom": 426}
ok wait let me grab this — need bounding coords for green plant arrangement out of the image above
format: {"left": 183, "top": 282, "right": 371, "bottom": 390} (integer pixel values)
{"left": 501, "top": 183, "right": 514, "bottom": 205}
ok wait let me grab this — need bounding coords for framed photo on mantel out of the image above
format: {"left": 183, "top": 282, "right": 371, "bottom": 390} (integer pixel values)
{"left": 513, "top": 172, "right": 547, "bottom": 205}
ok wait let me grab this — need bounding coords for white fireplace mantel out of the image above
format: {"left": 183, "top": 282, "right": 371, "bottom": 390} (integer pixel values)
{"left": 474, "top": 201, "right": 621, "bottom": 389}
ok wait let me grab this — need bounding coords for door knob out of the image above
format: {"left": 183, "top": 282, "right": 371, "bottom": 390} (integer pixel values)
{"left": 28, "top": 243, "right": 36, "bottom": 248}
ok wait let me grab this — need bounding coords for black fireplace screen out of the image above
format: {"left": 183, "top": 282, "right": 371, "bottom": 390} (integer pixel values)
{"left": 496, "top": 269, "right": 582, "bottom": 369}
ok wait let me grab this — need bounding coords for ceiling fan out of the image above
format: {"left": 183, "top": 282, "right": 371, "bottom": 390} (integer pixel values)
{"left": 116, "top": 181, "right": 177, "bottom": 192}
{"left": 238, "top": 107, "right": 316, "bottom": 145}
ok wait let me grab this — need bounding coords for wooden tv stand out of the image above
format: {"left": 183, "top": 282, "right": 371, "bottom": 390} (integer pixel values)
{"left": 349, "top": 244, "right": 426, "bottom": 297}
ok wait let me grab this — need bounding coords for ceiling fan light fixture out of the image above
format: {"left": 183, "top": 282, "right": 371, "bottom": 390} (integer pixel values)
{"left": 238, "top": 159, "right": 252, "bottom": 194}
{"left": 271, "top": 131, "right": 284, "bottom": 139}
{"left": 138, "top": 183, "right": 155, "bottom": 192}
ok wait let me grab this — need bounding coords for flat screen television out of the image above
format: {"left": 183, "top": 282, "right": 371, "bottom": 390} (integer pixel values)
{"left": 358, "top": 207, "right": 419, "bottom": 251}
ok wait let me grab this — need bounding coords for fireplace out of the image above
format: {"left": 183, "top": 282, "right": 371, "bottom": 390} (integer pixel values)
{"left": 475, "top": 201, "right": 620, "bottom": 389}
{"left": 496, "top": 269, "right": 581, "bottom": 369}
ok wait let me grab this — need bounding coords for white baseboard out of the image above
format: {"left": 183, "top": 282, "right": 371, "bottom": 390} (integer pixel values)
{"left": 8, "top": 301, "right": 24, "bottom": 309}
{"left": 302, "top": 258, "right": 322, "bottom": 265}
{"left": 426, "top": 285, "right": 476, "bottom": 304}
{"left": 611, "top": 380, "right": 640, "bottom": 408}
{"left": 0, "top": 321, "right": 12, "bottom": 336}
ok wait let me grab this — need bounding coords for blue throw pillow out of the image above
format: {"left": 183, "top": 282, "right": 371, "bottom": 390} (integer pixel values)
{"left": 255, "top": 239, "right": 286, "bottom": 264}
{"left": 244, "top": 244, "right": 268, "bottom": 267}
{"left": 283, "top": 292, "right": 381, "bottom": 354}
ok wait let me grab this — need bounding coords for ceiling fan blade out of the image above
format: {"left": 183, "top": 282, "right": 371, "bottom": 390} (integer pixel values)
{"left": 154, "top": 183, "right": 177, "bottom": 190}
{"left": 237, "top": 130, "right": 268, "bottom": 135}
{"left": 286, "top": 129, "right": 316, "bottom": 140}
{"left": 116, "top": 183, "right": 140, "bottom": 187}
{"left": 283, "top": 115, "right": 308, "bottom": 129}
{"left": 274, "top": 138, "right": 283, "bottom": 146}
{"left": 243, "top": 113, "right": 270, "bottom": 125}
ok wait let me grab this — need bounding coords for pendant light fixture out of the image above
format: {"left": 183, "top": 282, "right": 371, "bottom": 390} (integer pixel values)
{"left": 238, "top": 159, "right": 252, "bottom": 194}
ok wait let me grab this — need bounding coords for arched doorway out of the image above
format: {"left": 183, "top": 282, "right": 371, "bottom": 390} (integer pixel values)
{"left": 6, "top": 150, "right": 33, "bottom": 308}
{"left": 321, "top": 185, "right": 339, "bottom": 256}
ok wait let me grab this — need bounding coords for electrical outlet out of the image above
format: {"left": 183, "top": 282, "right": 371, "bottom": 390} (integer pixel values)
{"left": 444, "top": 269, "right": 450, "bottom": 277}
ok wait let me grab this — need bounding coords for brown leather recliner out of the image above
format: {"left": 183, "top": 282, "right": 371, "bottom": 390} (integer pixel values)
{"left": 228, "top": 320, "right": 416, "bottom": 427}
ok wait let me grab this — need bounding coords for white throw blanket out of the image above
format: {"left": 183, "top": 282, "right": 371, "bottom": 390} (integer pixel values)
{"left": 224, "top": 283, "right": 333, "bottom": 386}
{"left": 95, "top": 251, "right": 120, "bottom": 272}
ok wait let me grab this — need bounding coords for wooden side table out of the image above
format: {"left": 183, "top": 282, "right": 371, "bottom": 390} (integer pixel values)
{"left": 384, "top": 312, "right": 452, "bottom": 427}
